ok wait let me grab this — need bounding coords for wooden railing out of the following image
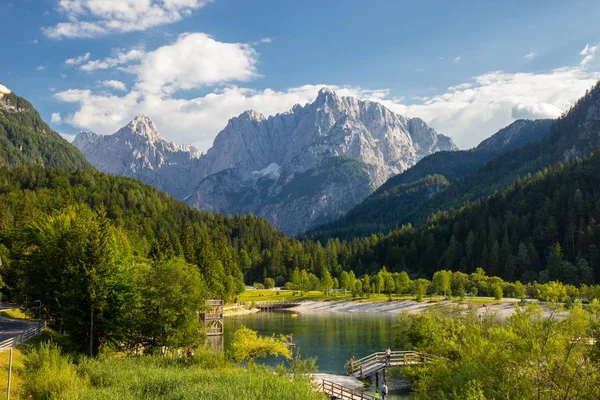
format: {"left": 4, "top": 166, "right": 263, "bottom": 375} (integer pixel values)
{"left": 0, "top": 324, "right": 46, "bottom": 352}
{"left": 350, "top": 351, "right": 433, "bottom": 377}
{"left": 319, "top": 379, "right": 376, "bottom": 400}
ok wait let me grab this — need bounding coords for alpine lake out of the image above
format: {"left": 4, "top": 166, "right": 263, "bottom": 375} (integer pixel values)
{"left": 222, "top": 310, "right": 412, "bottom": 399}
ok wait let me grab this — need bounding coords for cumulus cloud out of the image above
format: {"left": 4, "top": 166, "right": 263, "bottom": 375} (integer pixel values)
{"left": 36, "top": 65, "right": 45, "bottom": 71}
{"left": 525, "top": 52, "right": 537, "bottom": 60}
{"left": 81, "top": 48, "right": 145, "bottom": 71}
{"left": 134, "top": 33, "right": 259, "bottom": 95}
{"left": 65, "top": 52, "right": 91, "bottom": 65}
{"left": 43, "top": 0, "right": 211, "bottom": 39}
{"left": 51, "top": 112, "right": 63, "bottom": 124}
{"left": 54, "top": 38, "right": 600, "bottom": 151}
{"left": 101, "top": 80, "right": 127, "bottom": 91}
{"left": 454, "top": 56, "right": 461, "bottom": 63}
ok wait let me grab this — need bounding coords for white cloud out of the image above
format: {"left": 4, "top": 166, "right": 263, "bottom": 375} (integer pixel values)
{"left": 61, "top": 74, "right": 68, "bottom": 79}
{"left": 454, "top": 56, "right": 461, "bottom": 63}
{"left": 133, "top": 33, "right": 259, "bottom": 95}
{"left": 101, "top": 80, "right": 127, "bottom": 91}
{"left": 81, "top": 48, "right": 145, "bottom": 71}
{"left": 30, "top": 39, "right": 38, "bottom": 44}
{"left": 260, "top": 37, "right": 272, "bottom": 43}
{"left": 43, "top": 0, "right": 211, "bottom": 39}
{"left": 580, "top": 43, "right": 597, "bottom": 66}
{"left": 51, "top": 112, "right": 62, "bottom": 124}
{"left": 65, "top": 52, "right": 91, "bottom": 65}
{"left": 525, "top": 52, "right": 537, "bottom": 60}
{"left": 36, "top": 65, "right": 45, "bottom": 71}
{"left": 54, "top": 38, "right": 600, "bottom": 152}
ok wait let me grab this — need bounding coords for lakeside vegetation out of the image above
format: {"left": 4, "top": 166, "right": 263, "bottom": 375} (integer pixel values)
{"left": 1, "top": 328, "right": 323, "bottom": 400}
{"left": 395, "top": 303, "right": 600, "bottom": 399}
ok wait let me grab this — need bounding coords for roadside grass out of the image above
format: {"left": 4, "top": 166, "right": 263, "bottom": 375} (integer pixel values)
{"left": 0, "top": 329, "right": 59, "bottom": 399}
{"left": 0, "top": 308, "right": 37, "bottom": 321}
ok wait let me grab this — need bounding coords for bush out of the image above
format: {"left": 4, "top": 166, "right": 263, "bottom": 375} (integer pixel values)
{"left": 23, "top": 343, "right": 82, "bottom": 399}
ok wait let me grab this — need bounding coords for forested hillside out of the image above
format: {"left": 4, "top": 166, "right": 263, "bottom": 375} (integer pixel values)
{"left": 0, "top": 93, "right": 91, "bottom": 169}
{"left": 344, "top": 149, "right": 600, "bottom": 283}
{"left": 309, "top": 119, "right": 553, "bottom": 239}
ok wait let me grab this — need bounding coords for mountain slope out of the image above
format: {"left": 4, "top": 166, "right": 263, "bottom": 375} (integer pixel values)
{"left": 406, "top": 81, "right": 600, "bottom": 226}
{"left": 346, "top": 148, "right": 600, "bottom": 283}
{"left": 0, "top": 92, "right": 91, "bottom": 169}
{"left": 309, "top": 119, "right": 553, "bottom": 239}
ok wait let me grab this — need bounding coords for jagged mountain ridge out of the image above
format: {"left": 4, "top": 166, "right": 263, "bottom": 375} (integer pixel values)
{"left": 75, "top": 88, "right": 457, "bottom": 235}
{"left": 188, "top": 88, "right": 457, "bottom": 234}
{"left": 73, "top": 115, "right": 202, "bottom": 199}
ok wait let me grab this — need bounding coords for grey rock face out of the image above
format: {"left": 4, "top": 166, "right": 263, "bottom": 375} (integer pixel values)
{"left": 74, "top": 89, "right": 457, "bottom": 235}
{"left": 73, "top": 115, "right": 202, "bottom": 199}
{"left": 189, "top": 88, "right": 457, "bottom": 234}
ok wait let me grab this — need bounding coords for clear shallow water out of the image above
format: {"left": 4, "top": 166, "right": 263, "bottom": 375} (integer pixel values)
{"left": 223, "top": 311, "right": 412, "bottom": 398}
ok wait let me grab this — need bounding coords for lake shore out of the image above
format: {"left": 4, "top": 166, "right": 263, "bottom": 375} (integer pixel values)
{"left": 288, "top": 298, "right": 565, "bottom": 319}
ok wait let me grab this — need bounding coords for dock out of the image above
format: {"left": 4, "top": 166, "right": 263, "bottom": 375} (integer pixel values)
{"left": 256, "top": 301, "right": 301, "bottom": 311}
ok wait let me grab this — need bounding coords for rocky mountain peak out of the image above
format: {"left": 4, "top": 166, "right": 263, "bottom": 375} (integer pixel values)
{"left": 119, "top": 114, "right": 162, "bottom": 143}
{"left": 314, "top": 87, "right": 340, "bottom": 108}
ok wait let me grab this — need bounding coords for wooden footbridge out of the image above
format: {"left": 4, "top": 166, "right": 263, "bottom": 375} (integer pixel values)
{"left": 350, "top": 351, "right": 433, "bottom": 379}
{"left": 319, "top": 380, "right": 376, "bottom": 400}
{"left": 256, "top": 301, "right": 301, "bottom": 311}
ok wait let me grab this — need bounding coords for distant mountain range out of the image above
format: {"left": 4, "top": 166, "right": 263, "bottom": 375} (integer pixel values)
{"left": 74, "top": 88, "right": 458, "bottom": 235}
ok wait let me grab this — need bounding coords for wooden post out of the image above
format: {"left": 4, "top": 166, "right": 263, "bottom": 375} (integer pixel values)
{"left": 7, "top": 348, "right": 12, "bottom": 400}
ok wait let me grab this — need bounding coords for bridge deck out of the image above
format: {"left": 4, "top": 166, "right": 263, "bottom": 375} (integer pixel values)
{"left": 350, "top": 351, "right": 432, "bottom": 378}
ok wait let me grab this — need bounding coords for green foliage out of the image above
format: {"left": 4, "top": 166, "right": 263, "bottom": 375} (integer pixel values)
{"left": 23, "top": 342, "right": 81, "bottom": 400}
{"left": 397, "top": 304, "right": 600, "bottom": 399}
{"left": 0, "top": 93, "right": 91, "bottom": 169}
{"left": 229, "top": 326, "right": 291, "bottom": 363}
{"left": 21, "top": 344, "right": 324, "bottom": 400}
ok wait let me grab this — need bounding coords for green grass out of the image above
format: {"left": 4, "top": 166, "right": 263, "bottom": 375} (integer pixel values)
{"left": 237, "top": 289, "right": 420, "bottom": 304}
{"left": 15, "top": 343, "right": 325, "bottom": 400}
{"left": 0, "top": 308, "right": 37, "bottom": 320}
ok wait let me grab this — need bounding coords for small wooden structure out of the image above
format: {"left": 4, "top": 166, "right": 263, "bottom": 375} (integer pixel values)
{"left": 201, "top": 300, "right": 223, "bottom": 336}
{"left": 256, "top": 301, "right": 301, "bottom": 311}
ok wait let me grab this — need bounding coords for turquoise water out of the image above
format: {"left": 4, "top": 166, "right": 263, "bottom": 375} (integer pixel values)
{"left": 223, "top": 311, "right": 412, "bottom": 398}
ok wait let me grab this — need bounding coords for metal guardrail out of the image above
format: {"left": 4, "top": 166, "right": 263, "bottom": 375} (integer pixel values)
{"left": 0, "top": 324, "right": 45, "bottom": 352}
{"left": 320, "top": 379, "right": 377, "bottom": 400}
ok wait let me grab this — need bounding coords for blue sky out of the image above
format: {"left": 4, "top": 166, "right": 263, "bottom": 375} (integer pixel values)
{"left": 1, "top": 0, "right": 599, "bottom": 151}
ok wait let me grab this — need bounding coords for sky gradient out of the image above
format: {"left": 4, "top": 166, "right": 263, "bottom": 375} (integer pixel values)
{"left": 1, "top": 0, "right": 599, "bottom": 151}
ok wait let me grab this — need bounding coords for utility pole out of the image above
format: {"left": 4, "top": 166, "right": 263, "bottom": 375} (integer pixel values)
{"left": 7, "top": 348, "right": 12, "bottom": 400}
{"left": 89, "top": 306, "right": 94, "bottom": 357}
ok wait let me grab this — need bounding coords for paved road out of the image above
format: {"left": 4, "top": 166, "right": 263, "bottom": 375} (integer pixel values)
{"left": 0, "top": 317, "right": 38, "bottom": 342}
